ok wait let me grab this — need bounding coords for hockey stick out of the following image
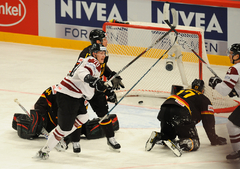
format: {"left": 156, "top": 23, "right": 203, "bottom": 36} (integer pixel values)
{"left": 99, "top": 3, "right": 178, "bottom": 123}
{"left": 100, "top": 35, "right": 178, "bottom": 123}
{"left": 14, "top": 98, "right": 49, "bottom": 139}
{"left": 14, "top": 98, "right": 30, "bottom": 116}
{"left": 105, "top": 5, "right": 175, "bottom": 86}
{"left": 163, "top": 4, "right": 219, "bottom": 78}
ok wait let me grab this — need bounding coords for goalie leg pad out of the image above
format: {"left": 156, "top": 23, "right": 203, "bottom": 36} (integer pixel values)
{"left": 16, "top": 114, "right": 33, "bottom": 139}
{"left": 12, "top": 113, "right": 23, "bottom": 130}
{"left": 178, "top": 138, "right": 200, "bottom": 151}
{"left": 83, "top": 114, "right": 119, "bottom": 139}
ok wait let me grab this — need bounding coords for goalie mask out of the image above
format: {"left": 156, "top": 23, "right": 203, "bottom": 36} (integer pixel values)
{"left": 89, "top": 29, "right": 106, "bottom": 44}
{"left": 191, "top": 79, "right": 204, "bottom": 92}
{"left": 228, "top": 43, "right": 240, "bottom": 64}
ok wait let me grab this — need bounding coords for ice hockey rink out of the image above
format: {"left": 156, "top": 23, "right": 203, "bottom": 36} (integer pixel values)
{"left": 1, "top": 41, "right": 240, "bottom": 169}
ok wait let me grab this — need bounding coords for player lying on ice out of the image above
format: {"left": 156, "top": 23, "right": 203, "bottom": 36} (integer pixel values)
{"left": 145, "top": 79, "right": 227, "bottom": 155}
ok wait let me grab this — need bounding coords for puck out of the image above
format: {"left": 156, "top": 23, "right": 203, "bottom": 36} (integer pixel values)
{"left": 138, "top": 101, "right": 143, "bottom": 104}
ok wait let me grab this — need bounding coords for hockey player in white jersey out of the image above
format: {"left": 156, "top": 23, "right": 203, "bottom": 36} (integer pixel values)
{"left": 35, "top": 43, "right": 108, "bottom": 159}
{"left": 209, "top": 43, "right": 240, "bottom": 160}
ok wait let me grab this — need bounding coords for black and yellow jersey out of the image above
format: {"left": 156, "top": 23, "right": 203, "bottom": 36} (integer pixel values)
{"left": 164, "top": 89, "right": 213, "bottom": 120}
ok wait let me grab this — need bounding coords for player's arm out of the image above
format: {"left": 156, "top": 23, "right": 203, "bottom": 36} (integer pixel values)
{"left": 34, "top": 86, "right": 54, "bottom": 117}
{"left": 209, "top": 66, "right": 239, "bottom": 96}
{"left": 201, "top": 98, "right": 227, "bottom": 145}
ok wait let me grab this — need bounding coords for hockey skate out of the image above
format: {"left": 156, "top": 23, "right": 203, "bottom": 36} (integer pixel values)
{"left": 107, "top": 137, "right": 121, "bottom": 152}
{"left": 145, "top": 131, "right": 160, "bottom": 151}
{"left": 226, "top": 151, "right": 240, "bottom": 161}
{"left": 163, "top": 140, "right": 182, "bottom": 157}
{"left": 72, "top": 142, "right": 81, "bottom": 153}
{"left": 55, "top": 138, "right": 67, "bottom": 152}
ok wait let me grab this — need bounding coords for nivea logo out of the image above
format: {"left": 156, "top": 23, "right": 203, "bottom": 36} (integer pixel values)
{"left": 0, "top": 0, "right": 26, "bottom": 27}
{"left": 56, "top": 0, "right": 127, "bottom": 28}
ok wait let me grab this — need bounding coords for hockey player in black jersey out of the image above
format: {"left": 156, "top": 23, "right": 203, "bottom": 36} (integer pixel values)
{"left": 71, "top": 29, "right": 125, "bottom": 151}
{"left": 145, "top": 79, "right": 227, "bottom": 153}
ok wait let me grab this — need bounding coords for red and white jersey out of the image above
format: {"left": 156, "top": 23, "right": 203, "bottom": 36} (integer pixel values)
{"left": 57, "top": 56, "right": 101, "bottom": 100}
{"left": 215, "top": 62, "right": 240, "bottom": 96}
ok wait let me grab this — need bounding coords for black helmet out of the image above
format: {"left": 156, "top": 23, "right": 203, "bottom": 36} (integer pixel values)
{"left": 89, "top": 29, "right": 106, "bottom": 44}
{"left": 230, "top": 43, "right": 240, "bottom": 56}
{"left": 191, "top": 79, "right": 204, "bottom": 92}
{"left": 90, "top": 43, "right": 106, "bottom": 56}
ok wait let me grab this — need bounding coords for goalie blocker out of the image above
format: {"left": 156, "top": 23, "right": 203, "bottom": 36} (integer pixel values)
{"left": 12, "top": 111, "right": 119, "bottom": 140}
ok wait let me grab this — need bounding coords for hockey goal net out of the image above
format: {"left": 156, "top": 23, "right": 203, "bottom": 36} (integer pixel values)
{"left": 103, "top": 21, "right": 240, "bottom": 113}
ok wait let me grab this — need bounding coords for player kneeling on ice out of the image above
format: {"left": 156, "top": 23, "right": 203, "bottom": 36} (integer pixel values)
{"left": 209, "top": 43, "right": 240, "bottom": 160}
{"left": 36, "top": 43, "right": 108, "bottom": 159}
{"left": 145, "top": 79, "right": 227, "bottom": 156}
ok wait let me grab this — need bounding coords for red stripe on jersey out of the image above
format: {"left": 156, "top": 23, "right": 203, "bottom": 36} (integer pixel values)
{"left": 227, "top": 67, "right": 238, "bottom": 75}
{"left": 224, "top": 80, "right": 235, "bottom": 89}
{"left": 84, "top": 66, "right": 93, "bottom": 76}
{"left": 230, "top": 79, "right": 237, "bottom": 84}
{"left": 60, "top": 78, "right": 82, "bottom": 94}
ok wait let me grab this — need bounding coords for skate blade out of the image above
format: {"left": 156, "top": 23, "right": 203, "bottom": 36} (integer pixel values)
{"left": 32, "top": 152, "right": 49, "bottom": 160}
{"left": 145, "top": 131, "right": 157, "bottom": 151}
{"left": 227, "top": 158, "right": 240, "bottom": 163}
{"left": 108, "top": 145, "right": 121, "bottom": 153}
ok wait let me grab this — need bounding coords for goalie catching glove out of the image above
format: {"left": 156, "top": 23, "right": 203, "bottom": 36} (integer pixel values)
{"left": 109, "top": 71, "right": 125, "bottom": 90}
{"left": 105, "top": 86, "right": 118, "bottom": 104}
{"left": 209, "top": 76, "right": 222, "bottom": 89}
{"left": 84, "top": 74, "right": 107, "bottom": 92}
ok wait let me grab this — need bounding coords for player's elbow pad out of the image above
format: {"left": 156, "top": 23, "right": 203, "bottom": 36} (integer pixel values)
{"left": 84, "top": 74, "right": 96, "bottom": 83}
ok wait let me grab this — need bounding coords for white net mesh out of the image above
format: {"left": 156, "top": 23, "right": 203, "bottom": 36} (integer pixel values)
{"left": 103, "top": 21, "right": 239, "bottom": 113}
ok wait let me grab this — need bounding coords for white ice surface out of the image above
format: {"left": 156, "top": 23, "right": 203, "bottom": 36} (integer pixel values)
{"left": 0, "top": 42, "right": 240, "bottom": 169}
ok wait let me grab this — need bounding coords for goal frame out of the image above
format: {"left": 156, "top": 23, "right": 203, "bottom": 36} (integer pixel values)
{"left": 103, "top": 22, "right": 203, "bottom": 80}
{"left": 102, "top": 21, "right": 239, "bottom": 113}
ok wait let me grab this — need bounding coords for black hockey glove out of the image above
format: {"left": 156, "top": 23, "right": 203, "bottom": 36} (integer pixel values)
{"left": 211, "top": 135, "right": 227, "bottom": 146}
{"left": 84, "top": 74, "right": 107, "bottom": 92}
{"left": 109, "top": 71, "right": 125, "bottom": 90}
{"left": 105, "top": 86, "right": 118, "bottom": 104}
{"left": 209, "top": 76, "right": 222, "bottom": 89}
{"left": 229, "top": 88, "right": 239, "bottom": 97}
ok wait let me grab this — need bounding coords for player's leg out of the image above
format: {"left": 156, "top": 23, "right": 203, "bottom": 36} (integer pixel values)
{"left": 146, "top": 105, "right": 176, "bottom": 151}
{"left": 226, "top": 107, "right": 240, "bottom": 160}
{"left": 36, "top": 93, "right": 85, "bottom": 159}
{"left": 89, "top": 91, "right": 120, "bottom": 150}
{"left": 175, "top": 123, "right": 200, "bottom": 151}
{"left": 170, "top": 106, "right": 200, "bottom": 152}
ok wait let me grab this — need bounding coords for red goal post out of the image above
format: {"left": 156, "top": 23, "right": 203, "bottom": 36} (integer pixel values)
{"left": 103, "top": 21, "right": 240, "bottom": 113}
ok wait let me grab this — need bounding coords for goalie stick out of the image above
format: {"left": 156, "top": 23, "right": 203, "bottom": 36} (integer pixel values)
{"left": 14, "top": 98, "right": 49, "bottom": 139}
{"left": 163, "top": 140, "right": 182, "bottom": 157}
{"left": 99, "top": 3, "right": 178, "bottom": 124}
{"left": 14, "top": 98, "right": 67, "bottom": 151}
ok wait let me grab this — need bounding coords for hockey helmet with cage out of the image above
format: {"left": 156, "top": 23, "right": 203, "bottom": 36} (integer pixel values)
{"left": 90, "top": 43, "right": 107, "bottom": 56}
{"left": 191, "top": 79, "right": 204, "bottom": 92}
{"left": 89, "top": 29, "right": 106, "bottom": 44}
